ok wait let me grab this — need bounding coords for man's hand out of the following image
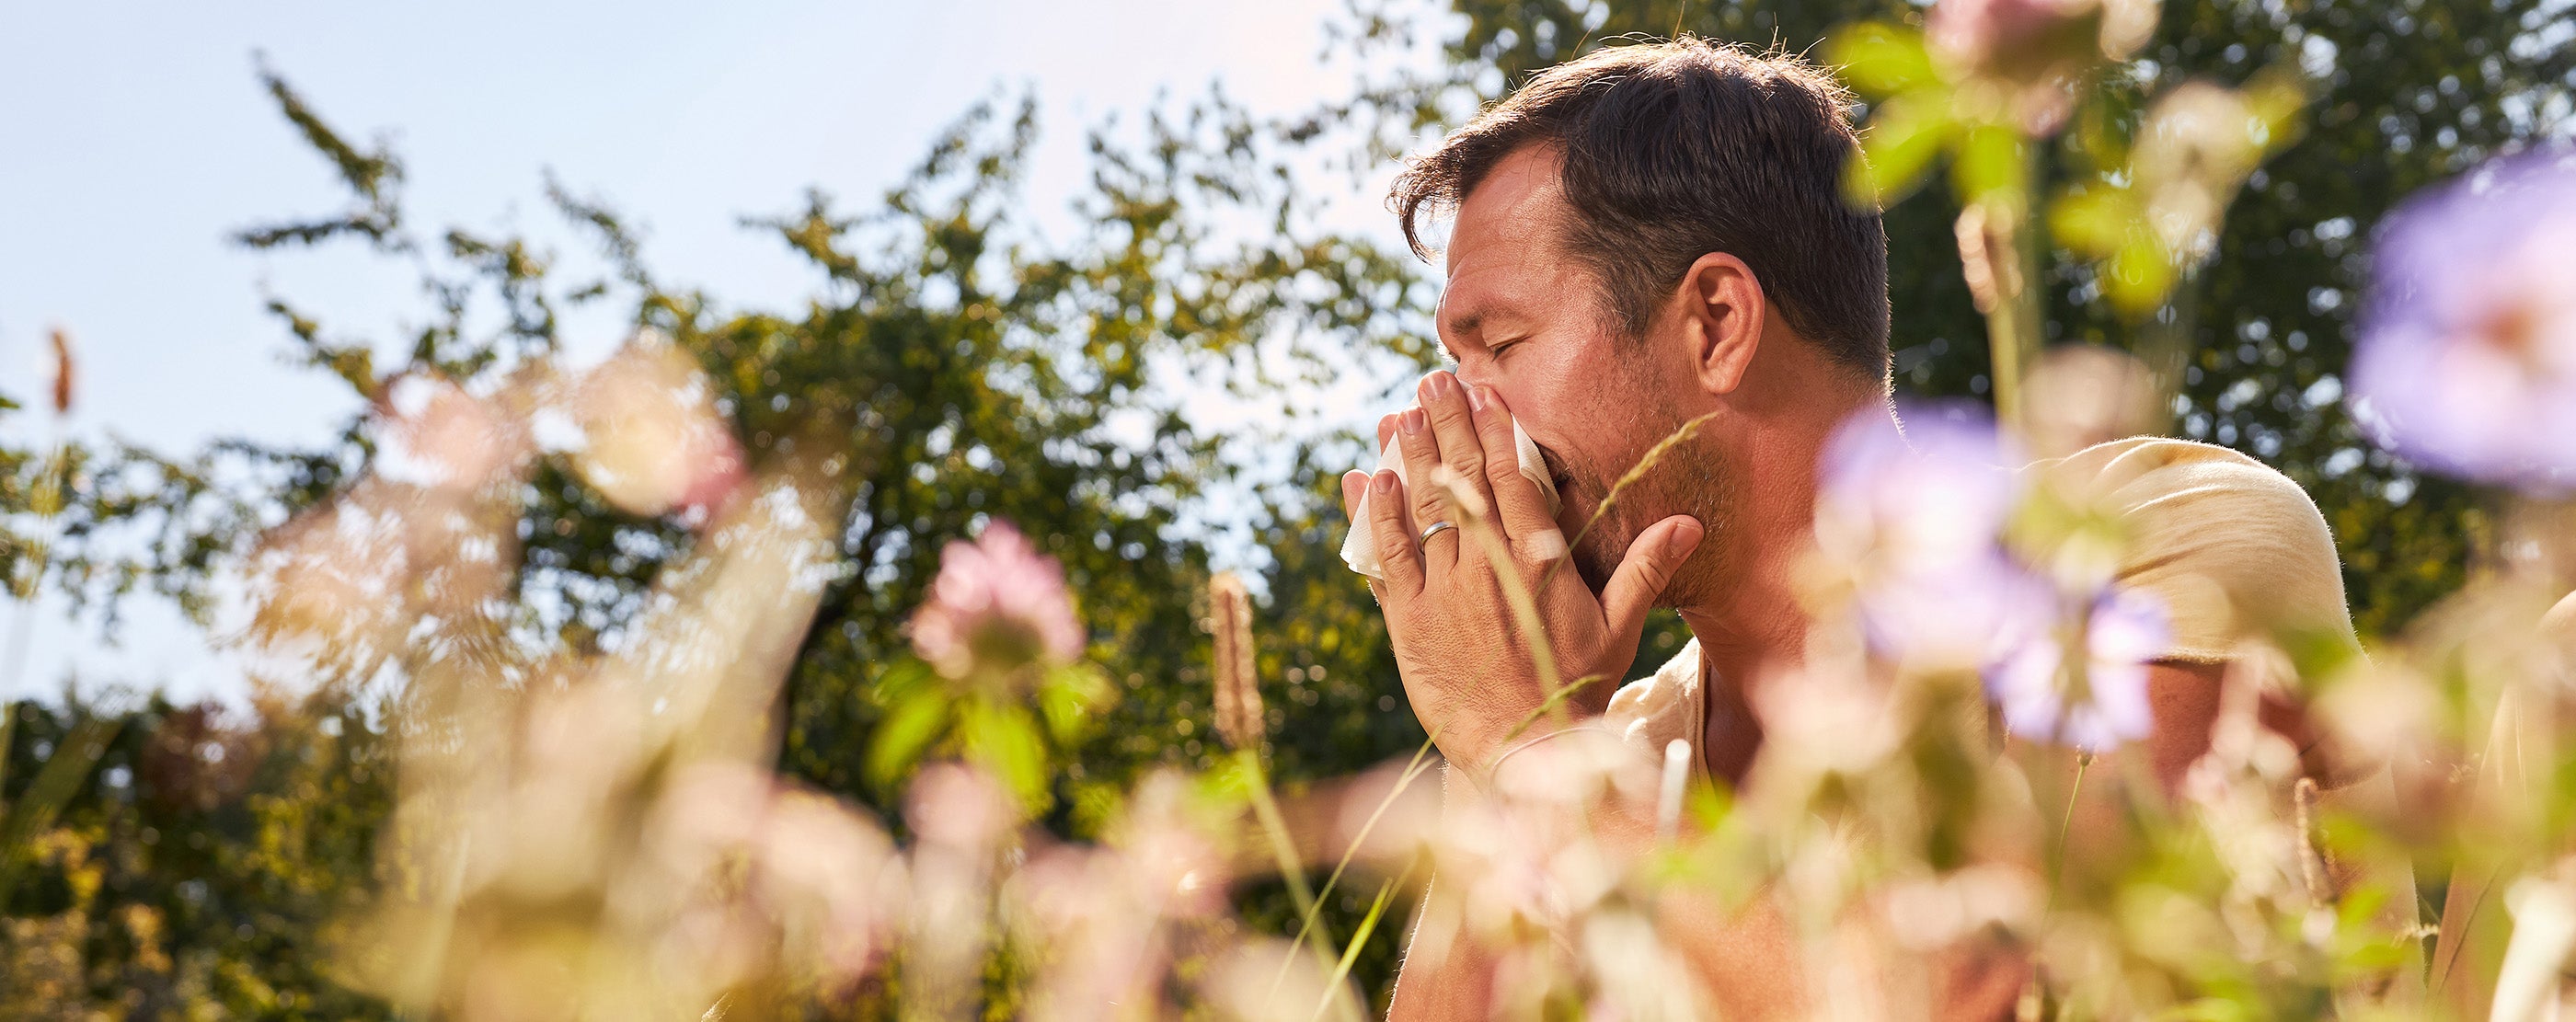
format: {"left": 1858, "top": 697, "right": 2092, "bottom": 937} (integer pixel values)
{"left": 1340, "top": 371, "right": 1703, "bottom": 777}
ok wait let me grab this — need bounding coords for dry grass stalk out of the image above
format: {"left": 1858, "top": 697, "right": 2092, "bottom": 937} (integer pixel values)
{"left": 1210, "top": 571, "right": 1263, "bottom": 751}
{"left": 1538, "top": 408, "right": 1722, "bottom": 596}
{"left": 46, "top": 327, "right": 73, "bottom": 417}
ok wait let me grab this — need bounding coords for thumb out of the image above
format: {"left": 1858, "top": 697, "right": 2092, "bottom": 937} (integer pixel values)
{"left": 1601, "top": 515, "right": 1704, "bottom": 646}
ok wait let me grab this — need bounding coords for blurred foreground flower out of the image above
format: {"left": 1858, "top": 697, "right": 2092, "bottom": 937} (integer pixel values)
{"left": 2351, "top": 148, "right": 2576, "bottom": 491}
{"left": 877, "top": 520, "right": 1103, "bottom": 808}
{"left": 1927, "top": 0, "right": 2157, "bottom": 131}
{"left": 910, "top": 521, "right": 1085, "bottom": 682}
{"left": 2022, "top": 345, "right": 2159, "bottom": 458}
{"left": 1984, "top": 585, "right": 2167, "bottom": 752}
{"left": 569, "top": 336, "right": 748, "bottom": 520}
{"left": 374, "top": 373, "right": 529, "bottom": 491}
{"left": 2053, "top": 75, "right": 2306, "bottom": 316}
{"left": 1816, "top": 403, "right": 2050, "bottom": 672}
{"left": 1814, "top": 404, "right": 2165, "bottom": 752}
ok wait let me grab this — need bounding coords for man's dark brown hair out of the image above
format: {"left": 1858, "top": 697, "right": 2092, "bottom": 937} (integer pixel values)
{"left": 1392, "top": 37, "right": 1892, "bottom": 378}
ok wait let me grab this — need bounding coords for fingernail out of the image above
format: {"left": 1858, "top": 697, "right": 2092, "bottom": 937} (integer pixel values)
{"left": 1467, "top": 385, "right": 1489, "bottom": 412}
{"left": 1400, "top": 408, "right": 1426, "bottom": 434}
{"left": 1421, "top": 373, "right": 1451, "bottom": 397}
{"left": 1666, "top": 521, "right": 1703, "bottom": 557}
{"left": 1373, "top": 469, "right": 1398, "bottom": 494}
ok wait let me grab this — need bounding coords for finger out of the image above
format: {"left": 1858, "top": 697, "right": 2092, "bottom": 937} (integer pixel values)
{"left": 1419, "top": 372, "right": 1497, "bottom": 529}
{"left": 1376, "top": 413, "right": 1398, "bottom": 455}
{"left": 1393, "top": 406, "right": 1458, "bottom": 569}
{"left": 1340, "top": 470, "right": 1370, "bottom": 520}
{"left": 1467, "top": 385, "right": 1564, "bottom": 561}
{"left": 1601, "top": 515, "right": 1705, "bottom": 649}
{"left": 1368, "top": 468, "right": 1426, "bottom": 597}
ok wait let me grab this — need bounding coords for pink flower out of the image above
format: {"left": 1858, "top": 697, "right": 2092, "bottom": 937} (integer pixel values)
{"left": 374, "top": 373, "right": 528, "bottom": 491}
{"left": 910, "top": 522, "right": 1085, "bottom": 680}
{"left": 1924, "top": 0, "right": 2156, "bottom": 133}
{"left": 1927, "top": 0, "right": 2093, "bottom": 69}
{"left": 568, "top": 338, "right": 749, "bottom": 521}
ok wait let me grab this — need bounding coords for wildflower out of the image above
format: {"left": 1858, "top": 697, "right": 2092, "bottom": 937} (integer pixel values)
{"left": 2130, "top": 80, "right": 2297, "bottom": 267}
{"left": 1207, "top": 572, "right": 1264, "bottom": 751}
{"left": 910, "top": 521, "right": 1085, "bottom": 681}
{"left": 1926, "top": 0, "right": 2156, "bottom": 132}
{"left": 1984, "top": 585, "right": 2168, "bottom": 752}
{"left": 1927, "top": 0, "right": 2093, "bottom": 75}
{"left": 568, "top": 336, "right": 748, "bottom": 519}
{"left": 2350, "top": 149, "right": 2576, "bottom": 491}
{"left": 1816, "top": 402, "right": 2052, "bottom": 672}
{"left": 374, "top": 373, "right": 525, "bottom": 491}
{"left": 2022, "top": 345, "right": 2157, "bottom": 459}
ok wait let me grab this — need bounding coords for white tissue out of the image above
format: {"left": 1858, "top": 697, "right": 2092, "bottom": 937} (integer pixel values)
{"left": 1340, "top": 419, "right": 1562, "bottom": 579}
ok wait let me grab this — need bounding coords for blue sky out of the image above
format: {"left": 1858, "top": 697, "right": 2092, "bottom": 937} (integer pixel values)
{"left": 0, "top": 1, "right": 1438, "bottom": 701}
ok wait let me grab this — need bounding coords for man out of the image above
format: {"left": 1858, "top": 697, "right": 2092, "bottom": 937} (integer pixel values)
{"left": 1339, "top": 37, "right": 2401, "bottom": 1017}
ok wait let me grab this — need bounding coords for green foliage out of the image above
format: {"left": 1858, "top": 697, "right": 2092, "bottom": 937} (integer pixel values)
{"left": 0, "top": 696, "right": 394, "bottom": 1019}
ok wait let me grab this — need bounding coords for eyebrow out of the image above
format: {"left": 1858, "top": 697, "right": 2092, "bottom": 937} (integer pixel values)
{"left": 1435, "top": 304, "right": 1486, "bottom": 365}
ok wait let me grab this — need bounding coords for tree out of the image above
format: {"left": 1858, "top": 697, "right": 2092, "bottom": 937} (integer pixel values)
{"left": 5, "top": 59, "right": 1446, "bottom": 1014}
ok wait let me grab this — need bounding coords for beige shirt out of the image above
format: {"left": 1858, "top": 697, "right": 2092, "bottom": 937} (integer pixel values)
{"left": 1599, "top": 435, "right": 2364, "bottom": 764}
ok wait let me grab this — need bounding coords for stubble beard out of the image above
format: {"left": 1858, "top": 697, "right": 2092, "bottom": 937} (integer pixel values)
{"left": 1556, "top": 408, "right": 1739, "bottom": 609}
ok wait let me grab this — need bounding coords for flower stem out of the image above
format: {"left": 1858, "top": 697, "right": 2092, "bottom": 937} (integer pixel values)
{"left": 2053, "top": 752, "right": 2094, "bottom": 891}
{"left": 1239, "top": 747, "right": 1339, "bottom": 963}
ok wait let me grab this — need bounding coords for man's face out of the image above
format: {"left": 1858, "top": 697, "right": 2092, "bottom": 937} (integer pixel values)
{"left": 1436, "top": 146, "right": 1735, "bottom": 597}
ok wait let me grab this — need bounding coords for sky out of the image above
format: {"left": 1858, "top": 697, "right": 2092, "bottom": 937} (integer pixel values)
{"left": 0, "top": 1, "right": 1444, "bottom": 702}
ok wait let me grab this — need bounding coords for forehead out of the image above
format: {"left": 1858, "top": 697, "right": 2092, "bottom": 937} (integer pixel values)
{"left": 1443, "top": 145, "right": 1571, "bottom": 279}
{"left": 1439, "top": 146, "right": 1578, "bottom": 327}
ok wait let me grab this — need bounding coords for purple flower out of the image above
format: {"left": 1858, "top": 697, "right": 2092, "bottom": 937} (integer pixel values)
{"left": 1818, "top": 403, "right": 2051, "bottom": 671}
{"left": 1984, "top": 586, "right": 2168, "bottom": 752}
{"left": 2350, "top": 149, "right": 2576, "bottom": 491}
{"left": 910, "top": 522, "right": 1085, "bottom": 680}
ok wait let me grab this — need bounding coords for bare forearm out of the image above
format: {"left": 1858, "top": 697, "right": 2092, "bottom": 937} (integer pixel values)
{"left": 1387, "top": 876, "right": 1497, "bottom": 1022}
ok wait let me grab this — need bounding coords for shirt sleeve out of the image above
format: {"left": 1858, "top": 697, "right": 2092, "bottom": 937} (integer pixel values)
{"left": 1601, "top": 638, "right": 1704, "bottom": 756}
{"left": 2034, "top": 437, "right": 2362, "bottom": 664}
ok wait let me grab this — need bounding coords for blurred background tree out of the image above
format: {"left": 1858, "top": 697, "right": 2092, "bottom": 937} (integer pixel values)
{"left": 3, "top": 0, "right": 2570, "bottom": 1015}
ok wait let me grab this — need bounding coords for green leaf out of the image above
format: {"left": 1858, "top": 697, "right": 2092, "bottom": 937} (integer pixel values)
{"left": 1826, "top": 23, "right": 1938, "bottom": 98}
{"left": 0, "top": 714, "right": 123, "bottom": 907}
{"left": 866, "top": 689, "right": 952, "bottom": 789}
{"left": 1037, "top": 664, "right": 1108, "bottom": 745}
{"left": 961, "top": 701, "right": 1048, "bottom": 808}
{"left": 2047, "top": 184, "right": 2139, "bottom": 254}
{"left": 869, "top": 657, "right": 937, "bottom": 705}
{"left": 2104, "top": 233, "right": 2177, "bottom": 316}
{"left": 1849, "top": 92, "right": 1954, "bottom": 207}
{"left": 1949, "top": 124, "right": 2030, "bottom": 206}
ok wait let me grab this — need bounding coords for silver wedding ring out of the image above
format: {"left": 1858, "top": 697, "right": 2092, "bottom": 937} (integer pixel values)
{"left": 1418, "top": 521, "right": 1457, "bottom": 545}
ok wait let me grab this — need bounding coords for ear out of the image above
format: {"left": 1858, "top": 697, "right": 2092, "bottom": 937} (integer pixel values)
{"left": 1673, "top": 252, "right": 1765, "bottom": 396}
